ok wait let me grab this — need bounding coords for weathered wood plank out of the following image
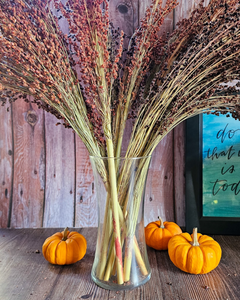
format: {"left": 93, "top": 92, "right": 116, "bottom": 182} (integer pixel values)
{"left": 75, "top": 136, "right": 96, "bottom": 227}
{"left": 160, "top": 0, "right": 174, "bottom": 34}
{"left": 0, "top": 228, "right": 240, "bottom": 300}
{"left": 145, "top": 135, "right": 174, "bottom": 225}
{"left": 109, "top": 0, "right": 144, "bottom": 36}
{"left": 0, "top": 104, "right": 12, "bottom": 228}
{"left": 43, "top": 114, "right": 75, "bottom": 227}
{"left": 171, "top": 0, "right": 197, "bottom": 228}
{"left": 144, "top": 0, "right": 175, "bottom": 224}
{"left": 173, "top": 123, "right": 185, "bottom": 227}
{"left": 10, "top": 100, "right": 45, "bottom": 228}
{"left": 42, "top": 0, "right": 76, "bottom": 228}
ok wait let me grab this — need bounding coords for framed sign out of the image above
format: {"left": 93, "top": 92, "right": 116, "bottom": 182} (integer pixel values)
{"left": 185, "top": 114, "right": 240, "bottom": 235}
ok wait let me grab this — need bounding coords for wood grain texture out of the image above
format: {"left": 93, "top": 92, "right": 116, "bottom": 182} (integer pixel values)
{"left": 75, "top": 136, "right": 96, "bottom": 227}
{"left": 0, "top": 228, "right": 239, "bottom": 300}
{"left": 43, "top": 113, "right": 75, "bottom": 227}
{"left": 10, "top": 100, "right": 45, "bottom": 228}
{"left": 0, "top": 105, "right": 12, "bottom": 228}
{"left": 144, "top": 0, "right": 175, "bottom": 224}
{"left": 109, "top": 0, "right": 146, "bottom": 35}
{"left": 145, "top": 135, "right": 174, "bottom": 225}
{"left": 173, "top": 123, "right": 185, "bottom": 227}
{"left": 171, "top": 0, "right": 195, "bottom": 228}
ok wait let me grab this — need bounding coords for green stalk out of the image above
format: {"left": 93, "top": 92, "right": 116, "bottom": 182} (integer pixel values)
{"left": 102, "top": 156, "right": 150, "bottom": 282}
{"left": 104, "top": 236, "right": 116, "bottom": 281}
{"left": 114, "top": 135, "right": 123, "bottom": 174}
{"left": 115, "top": 135, "right": 123, "bottom": 158}
{"left": 123, "top": 175, "right": 135, "bottom": 282}
{"left": 123, "top": 237, "right": 133, "bottom": 282}
{"left": 106, "top": 138, "right": 124, "bottom": 284}
{"left": 133, "top": 236, "right": 148, "bottom": 276}
{"left": 97, "top": 193, "right": 113, "bottom": 280}
{"left": 113, "top": 105, "right": 121, "bottom": 155}
{"left": 123, "top": 161, "right": 150, "bottom": 281}
{"left": 102, "top": 180, "right": 148, "bottom": 281}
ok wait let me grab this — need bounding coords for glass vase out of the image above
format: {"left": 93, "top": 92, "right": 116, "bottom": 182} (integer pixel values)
{"left": 89, "top": 155, "right": 152, "bottom": 290}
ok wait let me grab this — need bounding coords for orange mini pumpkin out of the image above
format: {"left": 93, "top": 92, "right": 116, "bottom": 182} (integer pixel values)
{"left": 145, "top": 217, "right": 182, "bottom": 250}
{"left": 168, "top": 227, "right": 222, "bottom": 274}
{"left": 42, "top": 227, "right": 87, "bottom": 265}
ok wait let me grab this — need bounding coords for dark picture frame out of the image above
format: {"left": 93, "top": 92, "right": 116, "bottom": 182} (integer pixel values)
{"left": 185, "top": 114, "right": 240, "bottom": 235}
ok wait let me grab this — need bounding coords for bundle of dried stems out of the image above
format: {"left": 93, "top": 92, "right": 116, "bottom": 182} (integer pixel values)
{"left": 1, "top": 0, "right": 240, "bottom": 286}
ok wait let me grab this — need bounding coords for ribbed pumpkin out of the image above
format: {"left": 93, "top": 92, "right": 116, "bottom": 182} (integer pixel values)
{"left": 168, "top": 227, "right": 222, "bottom": 274}
{"left": 145, "top": 217, "right": 182, "bottom": 250}
{"left": 42, "top": 227, "right": 87, "bottom": 265}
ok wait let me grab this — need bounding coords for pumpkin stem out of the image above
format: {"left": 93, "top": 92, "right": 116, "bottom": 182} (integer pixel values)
{"left": 62, "top": 227, "right": 69, "bottom": 241}
{"left": 191, "top": 227, "right": 200, "bottom": 246}
{"left": 158, "top": 216, "right": 165, "bottom": 229}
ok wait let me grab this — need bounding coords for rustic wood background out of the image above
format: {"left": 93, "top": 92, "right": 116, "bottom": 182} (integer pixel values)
{"left": 0, "top": 0, "right": 207, "bottom": 229}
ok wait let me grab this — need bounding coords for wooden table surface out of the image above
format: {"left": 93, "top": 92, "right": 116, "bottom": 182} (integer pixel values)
{"left": 0, "top": 228, "right": 239, "bottom": 300}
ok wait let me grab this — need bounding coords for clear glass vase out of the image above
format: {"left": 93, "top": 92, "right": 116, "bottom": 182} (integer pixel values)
{"left": 89, "top": 155, "right": 152, "bottom": 290}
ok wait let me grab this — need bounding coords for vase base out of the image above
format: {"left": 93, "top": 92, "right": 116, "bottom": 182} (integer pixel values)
{"left": 91, "top": 271, "right": 151, "bottom": 291}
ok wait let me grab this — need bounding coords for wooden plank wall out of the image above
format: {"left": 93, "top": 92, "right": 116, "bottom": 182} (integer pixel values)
{"left": 0, "top": 0, "right": 205, "bottom": 228}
